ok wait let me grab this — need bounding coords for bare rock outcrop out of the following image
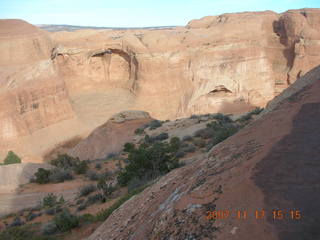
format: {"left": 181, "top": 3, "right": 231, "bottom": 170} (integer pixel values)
{"left": 88, "top": 65, "right": 320, "bottom": 240}
{"left": 68, "top": 111, "right": 152, "bottom": 160}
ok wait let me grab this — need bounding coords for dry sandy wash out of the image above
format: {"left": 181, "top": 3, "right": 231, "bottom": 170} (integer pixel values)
{"left": 0, "top": 8, "right": 320, "bottom": 163}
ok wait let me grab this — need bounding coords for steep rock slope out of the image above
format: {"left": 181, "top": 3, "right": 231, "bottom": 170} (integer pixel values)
{"left": 88, "top": 65, "right": 320, "bottom": 240}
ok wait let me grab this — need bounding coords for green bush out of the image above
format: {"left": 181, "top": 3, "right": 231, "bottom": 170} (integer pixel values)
{"left": 152, "top": 132, "right": 169, "bottom": 142}
{"left": 34, "top": 168, "right": 51, "bottom": 184}
{"left": 9, "top": 217, "right": 24, "bottom": 228}
{"left": 134, "top": 128, "right": 145, "bottom": 135}
{"left": 41, "top": 222, "right": 57, "bottom": 235}
{"left": 86, "top": 170, "right": 99, "bottom": 181}
{"left": 182, "top": 135, "right": 193, "bottom": 142}
{"left": 50, "top": 154, "right": 77, "bottom": 169}
{"left": 250, "top": 107, "right": 264, "bottom": 115}
{"left": 169, "top": 137, "right": 181, "bottom": 152}
{"left": 78, "top": 214, "right": 95, "bottom": 223}
{"left": 148, "top": 120, "right": 162, "bottom": 130}
{"left": 123, "top": 142, "right": 135, "bottom": 152}
{"left": 97, "top": 179, "right": 115, "bottom": 197}
{"left": 193, "top": 138, "right": 206, "bottom": 148}
{"left": 213, "top": 125, "right": 238, "bottom": 144}
{"left": 95, "top": 184, "right": 148, "bottom": 222}
{"left": 49, "top": 169, "right": 73, "bottom": 183}
{"left": 85, "top": 193, "right": 104, "bottom": 205}
{"left": 181, "top": 143, "right": 196, "bottom": 153}
{"left": 194, "top": 127, "right": 215, "bottom": 139}
{"left": 79, "top": 184, "right": 96, "bottom": 197}
{"left": 73, "top": 160, "right": 88, "bottom": 174}
{"left": 211, "top": 113, "right": 232, "bottom": 123}
{"left": 0, "top": 224, "right": 56, "bottom": 240}
{"left": 3, "top": 151, "right": 21, "bottom": 165}
{"left": 53, "top": 209, "right": 79, "bottom": 232}
{"left": 118, "top": 141, "right": 179, "bottom": 186}
{"left": 42, "top": 193, "right": 64, "bottom": 208}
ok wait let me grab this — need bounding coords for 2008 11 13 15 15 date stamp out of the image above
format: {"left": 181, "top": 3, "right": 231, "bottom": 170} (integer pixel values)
{"left": 206, "top": 209, "right": 302, "bottom": 220}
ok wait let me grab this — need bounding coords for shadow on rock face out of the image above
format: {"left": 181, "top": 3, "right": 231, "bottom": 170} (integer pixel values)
{"left": 253, "top": 102, "right": 320, "bottom": 240}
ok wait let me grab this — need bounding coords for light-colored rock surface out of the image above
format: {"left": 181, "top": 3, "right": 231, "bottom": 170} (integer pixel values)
{"left": 1, "top": 9, "right": 320, "bottom": 162}
{"left": 0, "top": 163, "right": 52, "bottom": 193}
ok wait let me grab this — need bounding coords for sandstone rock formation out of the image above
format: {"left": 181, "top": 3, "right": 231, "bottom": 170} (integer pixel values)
{"left": 1, "top": 9, "right": 320, "bottom": 162}
{"left": 68, "top": 111, "right": 152, "bottom": 160}
{"left": 0, "top": 19, "right": 75, "bottom": 161}
{"left": 88, "top": 65, "right": 320, "bottom": 240}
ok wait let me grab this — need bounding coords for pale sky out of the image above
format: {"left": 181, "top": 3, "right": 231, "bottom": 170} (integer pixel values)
{"left": 0, "top": 0, "right": 319, "bottom": 27}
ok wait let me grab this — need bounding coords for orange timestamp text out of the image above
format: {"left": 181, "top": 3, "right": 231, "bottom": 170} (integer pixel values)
{"left": 206, "top": 209, "right": 302, "bottom": 220}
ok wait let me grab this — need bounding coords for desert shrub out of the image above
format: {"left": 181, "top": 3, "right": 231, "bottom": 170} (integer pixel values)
{"left": 211, "top": 113, "right": 232, "bottom": 123}
{"left": 9, "top": 217, "right": 24, "bottom": 228}
{"left": 152, "top": 132, "right": 169, "bottom": 142}
{"left": 73, "top": 160, "right": 88, "bottom": 174}
{"left": 26, "top": 213, "right": 40, "bottom": 222}
{"left": 182, "top": 135, "right": 193, "bottom": 142}
{"left": 250, "top": 107, "right": 264, "bottom": 115}
{"left": 148, "top": 120, "right": 162, "bottom": 130}
{"left": 169, "top": 137, "right": 181, "bottom": 153}
{"left": 50, "top": 154, "right": 77, "bottom": 169}
{"left": 49, "top": 169, "right": 73, "bottom": 183}
{"left": 0, "top": 224, "right": 56, "bottom": 240}
{"left": 97, "top": 179, "right": 115, "bottom": 197}
{"left": 86, "top": 170, "right": 99, "bottom": 181}
{"left": 3, "top": 151, "right": 21, "bottom": 165}
{"left": 53, "top": 209, "right": 79, "bottom": 232}
{"left": 95, "top": 163, "right": 102, "bottom": 169}
{"left": 123, "top": 142, "right": 135, "bottom": 152}
{"left": 127, "top": 177, "right": 148, "bottom": 193}
{"left": 193, "top": 138, "right": 206, "bottom": 148}
{"left": 34, "top": 168, "right": 51, "bottom": 184}
{"left": 190, "top": 114, "right": 199, "bottom": 119}
{"left": 45, "top": 208, "right": 56, "bottom": 216}
{"left": 213, "top": 125, "right": 238, "bottom": 144}
{"left": 144, "top": 134, "right": 152, "bottom": 144}
{"left": 86, "top": 193, "right": 104, "bottom": 205}
{"left": 134, "top": 128, "right": 145, "bottom": 135}
{"left": 77, "top": 203, "right": 87, "bottom": 211}
{"left": 239, "top": 113, "right": 252, "bottom": 122}
{"left": 206, "top": 139, "right": 216, "bottom": 151}
{"left": 79, "top": 184, "right": 96, "bottom": 197}
{"left": 181, "top": 143, "right": 196, "bottom": 153}
{"left": 78, "top": 214, "right": 95, "bottom": 224}
{"left": 175, "top": 150, "right": 186, "bottom": 158}
{"left": 41, "top": 221, "right": 57, "bottom": 235}
{"left": 106, "top": 153, "right": 117, "bottom": 159}
{"left": 194, "top": 127, "right": 215, "bottom": 139}
{"left": 118, "top": 142, "right": 179, "bottom": 186}
{"left": 96, "top": 185, "right": 148, "bottom": 222}
{"left": 76, "top": 199, "right": 84, "bottom": 205}
{"left": 100, "top": 170, "right": 112, "bottom": 180}
{"left": 42, "top": 193, "right": 58, "bottom": 208}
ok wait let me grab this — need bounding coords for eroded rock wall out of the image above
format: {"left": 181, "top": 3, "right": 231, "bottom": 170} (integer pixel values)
{"left": 1, "top": 9, "right": 320, "bottom": 162}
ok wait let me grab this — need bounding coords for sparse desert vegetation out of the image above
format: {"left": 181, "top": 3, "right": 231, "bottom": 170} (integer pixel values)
{"left": 0, "top": 109, "right": 262, "bottom": 239}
